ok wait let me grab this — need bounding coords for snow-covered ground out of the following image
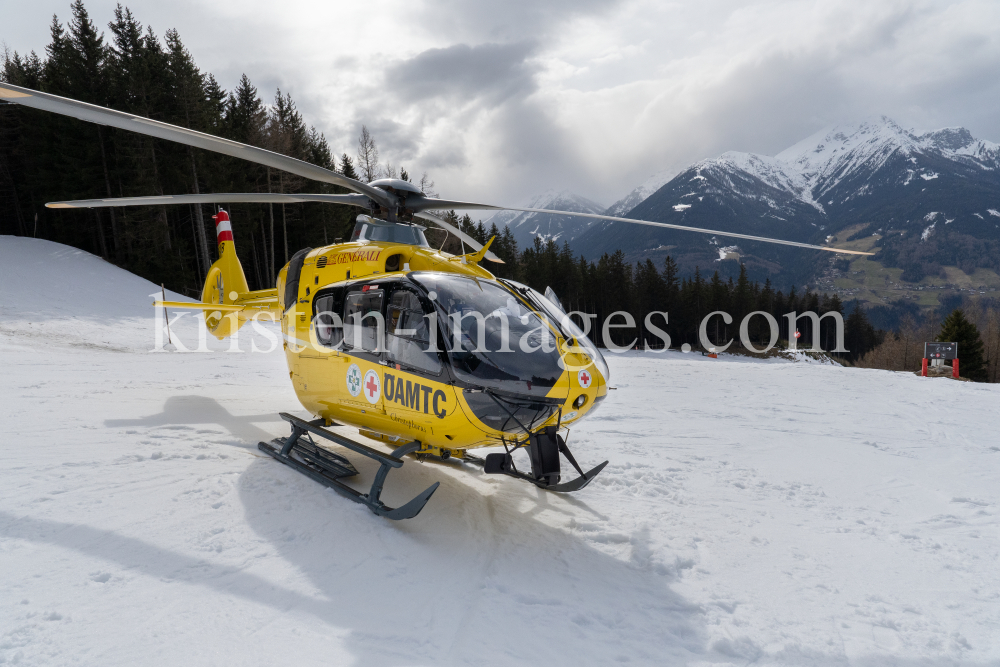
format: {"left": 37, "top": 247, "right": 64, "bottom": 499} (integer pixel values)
{"left": 2, "top": 237, "right": 998, "bottom": 666}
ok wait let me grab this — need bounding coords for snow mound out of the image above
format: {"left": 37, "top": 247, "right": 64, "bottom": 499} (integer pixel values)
{"left": 0, "top": 236, "right": 187, "bottom": 320}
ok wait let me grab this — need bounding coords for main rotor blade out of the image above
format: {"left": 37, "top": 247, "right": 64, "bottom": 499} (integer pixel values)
{"left": 0, "top": 82, "right": 392, "bottom": 207}
{"left": 47, "top": 193, "right": 370, "bottom": 209}
{"left": 424, "top": 200, "right": 873, "bottom": 256}
{"left": 413, "top": 211, "right": 503, "bottom": 263}
{"left": 406, "top": 195, "right": 503, "bottom": 213}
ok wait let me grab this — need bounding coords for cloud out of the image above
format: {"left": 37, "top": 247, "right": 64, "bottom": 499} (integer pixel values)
{"left": 4, "top": 0, "right": 1000, "bottom": 207}
{"left": 385, "top": 41, "right": 539, "bottom": 104}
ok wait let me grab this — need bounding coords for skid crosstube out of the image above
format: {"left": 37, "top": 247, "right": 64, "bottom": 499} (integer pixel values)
{"left": 258, "top": 412, "right": 439, "bottom": 520}
{"left": 468, "top": 457, "right": 608, "bottom": 492}
{"left": 466, "top": 426, "right": 608, "bottom": 493}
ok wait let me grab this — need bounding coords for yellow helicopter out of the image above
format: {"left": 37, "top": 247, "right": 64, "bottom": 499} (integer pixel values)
{"left": 0, "top": 82, "right": 871, "bottom": 520}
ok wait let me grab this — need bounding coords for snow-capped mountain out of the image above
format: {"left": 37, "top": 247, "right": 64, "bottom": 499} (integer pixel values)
{"left": 485, "top": 190, "right": 606, "bottom": 250}
{"left": 572, "top": 116, "right": 1000, "bottom": 286}
{"left": 776, "top": 118, "right": 1000, "bottom": 204}
{"left": 604, "top": 169, "right": 678, "bottom": 217}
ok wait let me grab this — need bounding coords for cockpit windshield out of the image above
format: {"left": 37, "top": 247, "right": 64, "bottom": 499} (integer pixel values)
{"left": 409, "top": 272, "right": 565, "bottom": 398}
{"left": 500, "top": 279, "right": 610, "bottom": 383}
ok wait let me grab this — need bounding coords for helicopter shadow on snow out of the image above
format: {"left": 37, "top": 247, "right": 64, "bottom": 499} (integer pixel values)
{"left": 11, "top": 395, "right": 980, "bottom": 665}
{"left": 233, "top": 446, "right": 709, "bottom": 665}
{"left": 103, "top": 395, "right": 282, "bottom": 450}
{"left": 104, "top": 393, "right": 710, "bottom": 663}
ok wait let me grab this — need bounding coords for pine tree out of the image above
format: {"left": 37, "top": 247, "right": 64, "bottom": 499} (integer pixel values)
{"left": 845, "top": 303, "right": 879, "bottom": 362}
{"left": 339, "top": 154, "right": 358, "bottom": 179}
{"left": 938, "top": 309, "right": 987, "bottom": 381}
{"left": 164, "top": 27, "right": 212, "bottom": 276}
{"left": 226, "top": 74, "right": 267, "bottom": 145}
{"left": 307, "top": 128, "right": 334, "bottom": 170}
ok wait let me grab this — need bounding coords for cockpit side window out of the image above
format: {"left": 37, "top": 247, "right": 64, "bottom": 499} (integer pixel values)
{"left": 386, "top": 287, "right": 442, "bottom": 375}
{"left": 313, "top": 286, "right": 345, "bottom": 349}
{"left": 344, "top": 289, "right": 384, "bottom": 352}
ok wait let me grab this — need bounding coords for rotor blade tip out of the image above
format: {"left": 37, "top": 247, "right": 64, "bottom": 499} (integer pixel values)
{"left": 0, "top": 87, "right": 32, "bottom": 99}
{"left": 46, "top": 203, "right": 76, "bottom": 209}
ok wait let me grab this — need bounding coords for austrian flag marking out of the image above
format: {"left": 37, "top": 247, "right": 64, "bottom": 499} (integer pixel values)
{"left": 213, "top": 210, "right": 233, "bottom": 243}
{"left": 577, "top": 369, "right": 593, "bottom": 389}
{"left": 363, "top": 369, "right": 381, "bottom": 404}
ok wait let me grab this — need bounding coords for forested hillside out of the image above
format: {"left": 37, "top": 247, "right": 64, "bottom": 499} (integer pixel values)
{"left": 0, "top": 1, "right": 882, "bottom": 358}
{"left": 0, "top": 1, "right": 358, "bottom": 295}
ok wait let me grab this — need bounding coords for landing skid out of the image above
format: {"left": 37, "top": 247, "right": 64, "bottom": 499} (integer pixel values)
{"left": 258, "top": 413, "right": 439, "bottom": 520}
{"left": 464, "top": 427, "right": 608, "bottom": 493}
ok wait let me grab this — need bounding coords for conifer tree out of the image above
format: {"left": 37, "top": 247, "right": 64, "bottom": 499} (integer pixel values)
{"left": 844, "top": 303, "right": 878, "bottom": 362}
{"left": 938, "top": 309, "right": 987, "bottom": 381}
{"left": 339, "top": 154, "right": 358, "bottom": 179}
{"left": 164, "top": 27, "right": 212, "bottom": 274}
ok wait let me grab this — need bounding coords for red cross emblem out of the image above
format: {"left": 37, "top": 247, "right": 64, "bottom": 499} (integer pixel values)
{"left": 578, "top": 369, "right": 592, "bottom": 389}
{"left": 362, "top": 369, "right": 380, "bottom": 405}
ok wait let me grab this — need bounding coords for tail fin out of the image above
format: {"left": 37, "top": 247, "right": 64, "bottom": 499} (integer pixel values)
{"left": 202, "top": 209, "right": 251, "bottom": 338}
{"left": 155, "top": 210, "right": 279, "bottom": 339}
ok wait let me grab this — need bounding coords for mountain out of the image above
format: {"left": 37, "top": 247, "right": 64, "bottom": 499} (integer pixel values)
{"left": 484, "top": 190, "right": 606, "bottom": 250}
{"left": 571, "top": 116, "right": 1000, "bottom": 296}
{"left": 604, "top": 169, "right": 678, "bottom": 217}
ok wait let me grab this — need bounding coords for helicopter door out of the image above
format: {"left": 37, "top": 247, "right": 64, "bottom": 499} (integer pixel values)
{"left": 385, "top": 289, "right": 442, "bottom": 375}
{"left": 382, "top": 286, "right": 456, "bottom": 435}
{"left": 342, "top": 287, "right": 386, "bottom": 414}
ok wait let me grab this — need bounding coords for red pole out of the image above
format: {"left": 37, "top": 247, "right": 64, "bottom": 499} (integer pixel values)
{"left": 953, "top": 358, "right": 959, "bottom": 379}
{"left": 922, "top": 358, "right": 928, "bottom": 377}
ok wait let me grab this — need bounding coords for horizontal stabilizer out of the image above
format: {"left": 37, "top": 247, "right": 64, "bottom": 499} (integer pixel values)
{"left": 155, "top": 301, "right": 245, "bottom": 312}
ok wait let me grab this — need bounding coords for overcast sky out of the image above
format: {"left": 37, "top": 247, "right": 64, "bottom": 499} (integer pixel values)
{"left": 4, "top": 0, "right": 1000, "bottom": 207}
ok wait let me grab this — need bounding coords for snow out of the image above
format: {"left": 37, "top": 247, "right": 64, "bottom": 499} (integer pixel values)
{"left": 776, "top": 116, "right": 921, "bottom": 197}
{"left": 921, "top": 221, "right": 936, "bottom": 240}
{"left": 605, "top": 169, "right": 678, "bottom": 217}
{"left": 988, "top": 209, "right": 1000, "bottom": 218}
{"left": 701, "top": 152, "right": 820, "bottom": 212}
{"left": 715, "top": 245, "right": 739, "bottom": 261}
{"left": 485, "top": 189, "right": 605, "bottom": 225}
{"left": 673, "top": 203, "right": 692, "bottom": 212}
{"left": 651, "top": 116, "right": 998, "bottom": 222}
{"left": 483, "top": 189, "right": 607, "bottom": 246}
{"left": 3, "top": 236, "right": 1000, "bottom": 666}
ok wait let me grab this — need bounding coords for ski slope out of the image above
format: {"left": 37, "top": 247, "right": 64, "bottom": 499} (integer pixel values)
{"left": 1, "top": 237, "right": 998, "bottom": 666}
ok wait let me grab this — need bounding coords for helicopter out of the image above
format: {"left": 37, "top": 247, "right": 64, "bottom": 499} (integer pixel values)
{"left": 0, "top": 82, "right": 871, "bottom": 520}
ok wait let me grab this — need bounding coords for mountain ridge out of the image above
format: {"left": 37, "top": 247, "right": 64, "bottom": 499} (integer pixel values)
{"left": 567, "top": 115, "right": 1000, "bottom": 300}
{"left": 483, "top": 189, "right": 606, "bottom": 250}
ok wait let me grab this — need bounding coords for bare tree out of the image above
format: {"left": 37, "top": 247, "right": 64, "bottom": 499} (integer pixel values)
{"left": 356, "top": 125, "right": 380, "bottom": 182}
{"left": 383, "top": 162, "right": 398, "bottom": 179}
{"left": 419, "top": 172, "right": 437, "bottom": 197}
